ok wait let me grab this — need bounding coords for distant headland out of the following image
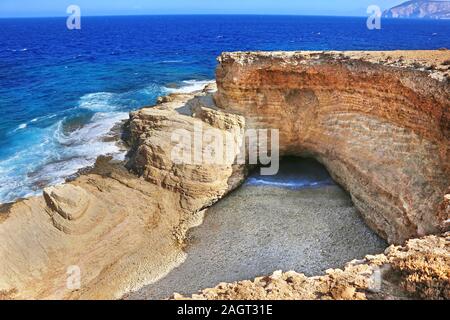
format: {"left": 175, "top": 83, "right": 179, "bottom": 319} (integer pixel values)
{"left": 383, "top": 0, "right": 450, "bottom": 19}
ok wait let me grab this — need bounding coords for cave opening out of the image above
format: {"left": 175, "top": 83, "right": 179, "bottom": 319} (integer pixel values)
{"left": 130, "top": 157, "right": 387, "bottom": 299}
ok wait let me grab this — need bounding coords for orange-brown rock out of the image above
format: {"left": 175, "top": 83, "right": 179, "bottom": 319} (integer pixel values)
{"left": 214, "top": 51, "right": 450, "bottom": 244}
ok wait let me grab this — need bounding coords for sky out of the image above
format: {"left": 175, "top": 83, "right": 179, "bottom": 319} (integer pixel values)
{"left": 0, "top": 0, "right": 410, "bottom": 18}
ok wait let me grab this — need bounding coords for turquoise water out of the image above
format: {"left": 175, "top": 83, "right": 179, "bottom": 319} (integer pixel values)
{"left": 0, "top": 15, "right": 449, "bottom": 203}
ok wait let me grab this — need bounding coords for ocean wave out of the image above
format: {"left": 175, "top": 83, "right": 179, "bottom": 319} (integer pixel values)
{"left": 78, "top": 83, "right": 164, "bottom": 112}
{"left": 78, "top": 92, "right": 118, "bottom": 112}
{"left": 15, "top": 123, "right": 27, "bottom": 131}
{"left": 161, "top": 60, "right": 184, "bottom": 63}
{"left": 6, "top": 48, "right": 28, "bottom": 53}
{"left": 0, "top": 110, "right": 128, "bottom": 203}
{"left": 55, "top": 112, "right": 128, "bottom": 148}
{"left": 165, "top": 79, "right": 213, "bottom": 94}
{"left": 0, "top": 76, "right": 210, "bottom": 203}
{"left": 246, "top": 177, "right": 334, "bottom": 189}
{"left": 0, "top": 83, "right": 164, "bottom": 204}
{"left": 9, "top": 114, "right": 60, "bottom": 135}
{"left": 0, "top": 80, "right": 207, "bottom": 203}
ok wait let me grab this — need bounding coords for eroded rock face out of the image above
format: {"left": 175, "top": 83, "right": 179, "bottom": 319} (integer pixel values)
{"left": 214, "top": 51, "right": 450, "bottom": 244}
{"left": 0, "top": 158, "right": 188, "bottom": 299}
{"left": 383, "top": 1, "right": 450, "bottom": 20}
{"left": 44, "top": 185, "right": 89, "bottom": 220}
{"left": 126, "top": 90, "right": 247, "bottom": 215}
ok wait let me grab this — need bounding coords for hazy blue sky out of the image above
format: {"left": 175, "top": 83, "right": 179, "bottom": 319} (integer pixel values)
{"left": 0, "top": 0, "right": 409, "bottom": 18}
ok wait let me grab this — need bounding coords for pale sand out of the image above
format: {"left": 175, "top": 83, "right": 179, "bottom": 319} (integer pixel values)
{"left": 128, "top": 182, "right": 387, "bottom": 300}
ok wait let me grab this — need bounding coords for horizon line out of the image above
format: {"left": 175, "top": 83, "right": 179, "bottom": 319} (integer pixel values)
{"left": 0, "top": 13, "right": 372, "bottom": 19}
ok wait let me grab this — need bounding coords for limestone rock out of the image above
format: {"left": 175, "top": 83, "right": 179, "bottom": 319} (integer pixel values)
{"left": 43, "top": 185, "right": 89, "bottom": 221}
{"left": 383, "top": 1, "right": 450, "bottom": 20}
{"left": 214, "top": 50, "right": 450, "bottom": 244}
{"left": 126, "top": 89, "right": 247, "bottom": 214}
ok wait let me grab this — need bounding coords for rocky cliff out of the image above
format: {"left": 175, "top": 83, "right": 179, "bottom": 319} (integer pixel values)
{"left": 215, "top": 50, "right": 450, "bottom": 244}
{"left": 0, "top": 50, "right": 448, "bottom": 300}
{"left": 383, "top": 1, "right": 450, "bottom": 19}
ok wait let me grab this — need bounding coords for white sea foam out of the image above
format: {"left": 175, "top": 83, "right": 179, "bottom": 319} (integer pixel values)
{"left": 246, "top": 178, "right": 333, "bottom": 189}
{"left": 0, "top": 80, "right": 199, "bottom": 203}
{"left": 7, "top": 48, "right": 28, "bottom": 53}
{"left": 26, "top": 114, "right": 57, "bottom": 125}
{"left": 78, "top": 92, "right": 118, "bottom": 112}
{"left": 161, "top": 60, "right": 184, "bottom": 63}
{"left": 165, "top": 80, "right": 213, "bottom": 94}
{"left": 0, "top": 110, "right": 129, "bottom": 204}
{"left": 0, "top": 85, "right": 151, "bottom": 203}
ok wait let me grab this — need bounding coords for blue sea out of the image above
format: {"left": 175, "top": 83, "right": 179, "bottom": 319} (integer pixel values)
{"left": 0, "top": 15, "right": 449, "bottom": 203}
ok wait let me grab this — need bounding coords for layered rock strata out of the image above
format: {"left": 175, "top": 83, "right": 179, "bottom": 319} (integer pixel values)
{"left": 0, "top": 50, "right": 448, "bottom": 300}
{"left": 0, "top": 157, "right": 186, "bottom": 299}
{"left": 214, "top": 50, "right": 450, "bottom": 244}
{"left": 126, "top": 86, "right": 246, "bottom": 215}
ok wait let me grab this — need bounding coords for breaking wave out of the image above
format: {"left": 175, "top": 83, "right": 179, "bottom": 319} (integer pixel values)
{"left": 0, "top": 79, "right": 213, "bottom": 204}
{"left": 165, "top": 80, "right": 213, "bottom": 94}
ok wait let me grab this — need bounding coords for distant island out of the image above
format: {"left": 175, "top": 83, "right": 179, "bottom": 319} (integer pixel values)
{"left": 383, "top": 0, "right": 450, "bottom": 19}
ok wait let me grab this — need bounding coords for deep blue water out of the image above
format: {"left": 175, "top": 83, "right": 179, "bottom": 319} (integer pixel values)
{"left": 0, "top": 15, "right": 449, "bottom": 203}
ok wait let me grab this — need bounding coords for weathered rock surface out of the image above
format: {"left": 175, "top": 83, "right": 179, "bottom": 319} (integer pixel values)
{"left": 0, "top": 157, "right": 188, "bottom": 299}
{"left": 214, "top": 50, "right": 450, "bottom": 244}
{"left": 0, "top": 51, "right": 448, "bottom": 300}
{"left": 126, "top": 89, "right": 246, "bottom": 215}
{"left": 172, "top": 233, "right": 450, "bottom": 300}
{"left": 383, "top": 1, "right": 450, "bottom": 19}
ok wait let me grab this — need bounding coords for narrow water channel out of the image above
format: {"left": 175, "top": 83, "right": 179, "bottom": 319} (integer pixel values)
{"left": 130, "top": 157, "right": 387, "bottom": 299}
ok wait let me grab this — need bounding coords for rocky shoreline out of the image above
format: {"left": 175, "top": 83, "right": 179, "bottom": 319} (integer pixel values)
{"left": 0, "top": 50, "right": 449, "bottom": 300}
